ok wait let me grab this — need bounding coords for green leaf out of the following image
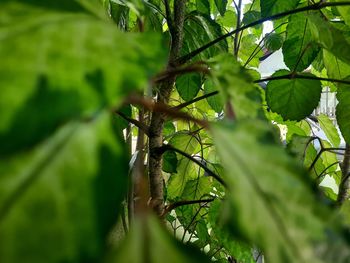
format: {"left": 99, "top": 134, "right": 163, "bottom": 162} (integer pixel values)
{"left": 196, "top": 0, "right": 210, "bottom": 15}
{"left": 211, "top": 120, "right": 325, "bottom": 262}
{"left": 182, "top": 12, "right": 228, "bottom": 61}
{"left": 214, "top": 0, "right": 227, "bottom": 16}
{"left": 107, "top": 215, "right": 212, "bottom": 263}
{"left": 282, "top": 12, "right": 320, "bottom": 71}
{"left": 203, "top": 79, "right": 223, "bottom": 113}
{"left": 0, "top": 113, "right": 128, "bottom": 263}
{"left": 308, "top": 13, "right": 350, "bottom": 65}
{"left": 333, "top": 0, "right": 350, "bottom": 26}
{"left": 317, "top": 114, "right": 341, "bottom": 147}
{"left": 167, "top": 133, "right": 201, "bottom": 199}
{"left": 266, "top": 70, "right": 322, "bottom": 121}
{"left": 321, "top": 140, "right": 339, "bottom": 174}
{"left": 208, "top": 201, "right": 255, "bottom": 263}
{"left": 0, "top": 2, "right": 166, "bottom": 155}
{"left": 176, "top": 73, "right": 201, "bottom": 102}
{"left": 239, "top": 34, "right": 263, "bottom": 67}
{"left": 260, "top": 0, "right": 299, "bottom": 18}
{"left": 164, "top": 121, "right": 176, "bottom": 137}
{"left": 216, "top": 10, "right": 237, "bottom": 28}
{"left": 163, "top": 151, "right": 178, "bottom": 173}
{"left": 208, "top": 54, "right": 262, "bottom": 119}
{"left": 175, "top": 177, "right": 212, "bottom": 227}
{"left": 336, "top": 79, "right": 350, "bottom": 144}
{"left": 323, "top": 49, "right": 350, "bottom": 80}
{"left": 242, "top": 10, "right": 261, "bottom": 29}
{"left": 265, "top": 33, "right": 284, "bottom": 52}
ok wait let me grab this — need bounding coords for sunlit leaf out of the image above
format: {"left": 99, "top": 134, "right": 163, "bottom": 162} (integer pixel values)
{"left": 317, "top": 114, "right": 341, "bottom": 147}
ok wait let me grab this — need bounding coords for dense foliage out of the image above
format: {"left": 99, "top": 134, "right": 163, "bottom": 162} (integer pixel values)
{"left": 1, "top": 0, "right": 350, "bottom": 262}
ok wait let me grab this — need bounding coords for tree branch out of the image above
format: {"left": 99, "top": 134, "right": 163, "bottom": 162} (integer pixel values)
{"left": 125, "top": 95, "right": 209, "bottom": 128}
{"left": 255, "top": 74, "right": 350, "bottom": 85}
{"left": 116, "top": 110, "right": 150, "bottom": 136}
{"left": 234, "top": 0, "right": 242, "bottom": 56}
{"left": 152, "top": 62, "right": 210, "bottom": 84}
{"left": 309, "top": 147, "right": 346, "bottom": 172}
{"left": 337, "top": 144, "right": 350, "bottom": 206}
{"left": 175, "top": 1, "right": 350, "bottom": 64}
{"left": 162, "top": 198, "right": 215, "bottom": 216}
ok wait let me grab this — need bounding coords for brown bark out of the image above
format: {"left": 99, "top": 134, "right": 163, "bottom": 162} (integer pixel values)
{"left": 148, "top": 0, "right": 187, "bottom": 216}
{"left": 337, "top": 144, "right": 350, "bottom": 206}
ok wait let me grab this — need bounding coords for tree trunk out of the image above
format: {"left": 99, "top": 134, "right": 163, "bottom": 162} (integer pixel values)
{"left": 148, "top": 0, "right": 186, "bottom": 216}
{"left": 337, "top": 144, "right": 350, "bottom": 206}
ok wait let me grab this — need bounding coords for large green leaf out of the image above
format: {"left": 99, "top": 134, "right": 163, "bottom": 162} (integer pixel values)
{"left": 176, "top": 73, "right": 201, "bottom": 102}
{"left": 107, "top": 215, "right": 212, "bottom": 263}
{"left": 0, "top": 113, "right": 128, "bottom": 263}
{"left": 317, "top": 114, "right": 341, "bottom": 147}
{"left": 0, "top": 1, "right": 166, "bottom": 155}
{"left": 309, "top": 13, "right": 350, "bottom": 65}
{"left": 282, "top": 12, "right": 320, "bottom": 71}
{"left": 260, "top": 0, "right": 299, "bottom": 18}
{"left": 266, "top": 70, "right": 322, "bottom": 121}
{"left": 211, "top": 120, "right": 325, "bottom": 262}
{"left": 336, "top": 79, "right": 350, "bottom": 144}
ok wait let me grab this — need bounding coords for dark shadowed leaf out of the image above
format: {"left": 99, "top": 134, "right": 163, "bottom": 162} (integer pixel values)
{"left": 163, "top": 151, "right": 178, "bottom": 173}
{"left": 214, "top": 0, "right": 227, "bottom": 16}
{"left": 176, "top": 73, "right": 201, "bottom": 101}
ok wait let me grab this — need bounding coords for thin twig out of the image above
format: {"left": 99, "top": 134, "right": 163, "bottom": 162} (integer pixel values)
{"left": 162, "top": 198, "right": 216, "bottom": 216}
{"left": 161, "top": 144, "right": 227, "bottom": 187}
